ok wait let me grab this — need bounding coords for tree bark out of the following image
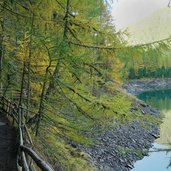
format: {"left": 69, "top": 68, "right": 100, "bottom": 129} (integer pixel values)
{"left": 35, "top": 48, "right": 52, "bottom": 136}
{"left": 0, "top": 3, "right": 5, "bottom": 90}
{"left": 45, "top": 0, "right": 70, "bottom": 96}
{"left": 26, "top": 13, "right": 35, "bottom": 121}
{"left": 19, "top": 63, "right": 26, "bottom": 107}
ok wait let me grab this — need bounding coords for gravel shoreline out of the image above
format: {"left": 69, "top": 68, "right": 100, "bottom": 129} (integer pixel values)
{"left": 123, "top": 78, "right": 171, "bottom": 95}
{"left": 81, "top": 120, "right": 159, "bottom": 171}
{"left": 77, "top": 86, "right": 160, "bottom": 171}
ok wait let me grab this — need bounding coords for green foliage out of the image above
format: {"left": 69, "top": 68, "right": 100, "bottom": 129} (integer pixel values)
{"left": 33, "top": 130, "right": 97, "bottom": 171}
{"left": 128, "top": 68, "right": 136, "bottom": 79}
{"left": 0, "top": 0, "right": 169, "bottom": 170}
{"left": 128, "top": 66, "right": 171, "bottom": 79}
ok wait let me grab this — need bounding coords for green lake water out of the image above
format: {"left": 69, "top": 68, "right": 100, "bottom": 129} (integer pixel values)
{"left": 131, "top": 89, "right": 171, "bottom": 171}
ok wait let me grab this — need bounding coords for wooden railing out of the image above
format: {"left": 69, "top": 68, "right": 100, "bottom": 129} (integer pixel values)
{"left": 0, "top": 96, "right": 54, "bottom": 171}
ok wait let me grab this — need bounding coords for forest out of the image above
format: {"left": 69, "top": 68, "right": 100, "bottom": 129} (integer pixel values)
{"left": 0, "top": 0, "right": 171, "bottom": 171}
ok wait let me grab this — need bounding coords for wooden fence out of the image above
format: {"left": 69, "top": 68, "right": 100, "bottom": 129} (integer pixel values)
{"left": 0, "top": 96, "right": 54, "bottom": 171}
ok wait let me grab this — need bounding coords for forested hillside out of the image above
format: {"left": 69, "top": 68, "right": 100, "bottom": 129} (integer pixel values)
{"left": 126, "top": 7, "right": 171, "bottom": 80}
{"left": 128, "top": 7, "right": 171, "bottom": 45}
{"left": 0, "top": 0, "right": 170, "bottom": 170}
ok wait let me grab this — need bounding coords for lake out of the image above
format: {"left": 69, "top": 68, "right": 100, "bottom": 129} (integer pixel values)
{"left": 131, "top": 89, "right": 171, "bottom": 171}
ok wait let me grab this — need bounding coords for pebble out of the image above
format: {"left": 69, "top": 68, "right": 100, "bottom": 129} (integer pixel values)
{"left": 77, "top": 109, "right": 160, "bottom": 171}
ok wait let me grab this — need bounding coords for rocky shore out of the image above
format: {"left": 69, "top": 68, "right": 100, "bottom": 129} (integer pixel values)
{"left": 77, "top": 88, "right": 160, "bottom": 171}
{"left": 123, "top": 78, "right": 171, "bottom": 95}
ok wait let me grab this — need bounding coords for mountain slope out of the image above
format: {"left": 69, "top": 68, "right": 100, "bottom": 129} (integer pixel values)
{"left": 127, "top": 7, "right": 171, "bottom": 45}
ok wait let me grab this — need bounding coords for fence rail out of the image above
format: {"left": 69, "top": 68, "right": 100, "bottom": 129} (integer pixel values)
{"left": 0, "top": 96, "right": 54, "bottom": 171}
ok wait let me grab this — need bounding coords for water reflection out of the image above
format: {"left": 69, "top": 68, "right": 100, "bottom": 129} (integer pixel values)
{"left": 132, "top": 89, "right": 171, "bottom": 171}
{"left": 138, "top": 89, "right": 171, "bottom": 111}
{"left": 157, "top": 110, "right": 171, "bottom": 145}
{"left": 138, "top": 89, "right": 171, "bottom": 145}
{"left": 132, "top": 143, "right": 171, "bottom": 171}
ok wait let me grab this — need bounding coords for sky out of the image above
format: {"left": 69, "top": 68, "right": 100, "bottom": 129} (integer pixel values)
{"left": 111, "top": 0, "right": 169, "bottom": 30}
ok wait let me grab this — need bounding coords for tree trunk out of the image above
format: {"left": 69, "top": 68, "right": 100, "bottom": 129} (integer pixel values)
{"left": 26, "top": 13, "right": 35, "bottom": 121}
{"left": 0, "top": 3, "right": 5, "bottom": 90}
{"left": 35, "top": 48, "right": 52, "bottom": 136}
{"left": 19, "top": 63, "right": 26, "bottom": 107}
{"left": 45, "top": 0, "right": 70, "bottom": 96}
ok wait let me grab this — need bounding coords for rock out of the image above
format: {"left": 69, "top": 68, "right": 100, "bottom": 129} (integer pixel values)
{"left": 125, "top": 163, "right": 134, "bottom": 169}
{"left": 0, "top": 122, "right": 6, "bottom": 126}
{"left": 123, "top": 78, "right": 171, "bottom": 95}
{"left": 69, "top": 141, "right": 77, "bottom": 148}
{"left": 139, "top": 103, "right": 160, "bottom": 116}
{"left": 77, "top": 119, "right": 159, "bottom": 171}
{"left": 130, "top": 107, "right": 138, "bottom": 113}
{"left": 149, "top": 133, "right": 160, "bottom": 139}
{"left": 67, "top": 80, "right": 162, "bottom": 171}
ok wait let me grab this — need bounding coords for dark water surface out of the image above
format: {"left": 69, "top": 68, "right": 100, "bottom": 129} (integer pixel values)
{"left": 132, "top": 89, "right": 171, "bottom": 171}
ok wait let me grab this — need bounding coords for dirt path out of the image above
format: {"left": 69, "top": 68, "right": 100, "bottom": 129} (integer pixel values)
{"left": 0, "top": 116, "right": 18, "bottom": 171}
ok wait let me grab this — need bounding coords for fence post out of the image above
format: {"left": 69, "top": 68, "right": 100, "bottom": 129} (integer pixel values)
{"left": 0, "top": 96, "right": 54, "bottom": 171}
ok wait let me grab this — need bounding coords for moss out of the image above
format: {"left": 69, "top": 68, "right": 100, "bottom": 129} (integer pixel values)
{"left": 33, "top": 129, "right": 98, "bottom": 171}
{"left": 137, "top": 113, "right": 162, "bottom": 129}
{"left": 135, "top": 149, "right": 147, "bottom": 158}
{"left": 116, "top": 145, "right": 133, "bottom": 155}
